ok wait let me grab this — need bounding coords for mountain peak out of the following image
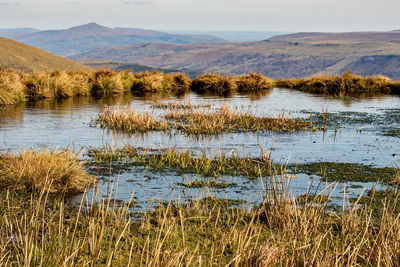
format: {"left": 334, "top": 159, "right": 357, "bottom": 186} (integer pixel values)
{"left": 69, "top": 23, "right": 110, "bottom": 31}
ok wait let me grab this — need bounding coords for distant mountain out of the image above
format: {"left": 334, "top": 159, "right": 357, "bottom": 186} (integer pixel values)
{"left": 0, "top": 23, "right": 225, "bottom": 56}
{"left": 0, "top": 37, "right": 91, "bottom": 73}
{"left": 166, "top": 30, "right": 291, "bottom": 42}
{"left": 269, "top": 31, "right": 400, "bottom": 43}
{"left": 80, "top": 59, "right": 201, "bottom": 78}
{"left": 70, "top": 30, "right": 400, "bottom": 79}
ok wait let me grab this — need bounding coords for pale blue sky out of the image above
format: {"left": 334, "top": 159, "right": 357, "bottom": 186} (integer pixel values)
{"left": 0, "top": 0, "right": 399, "bottom": 32}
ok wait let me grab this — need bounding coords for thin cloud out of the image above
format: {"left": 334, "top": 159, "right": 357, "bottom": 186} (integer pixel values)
{"left": 124, "top": 1, "right": 153, "bottom": 6}
{"left": 64, "top": 1, "right": 80, "bottom": 4}
{"left": 0, "top": 2, "right": 20, "bottom": 6}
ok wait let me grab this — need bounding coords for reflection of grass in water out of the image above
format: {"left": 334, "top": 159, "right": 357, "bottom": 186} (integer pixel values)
{"left": 290, "top": 162, "right": 398, "bottom": 183}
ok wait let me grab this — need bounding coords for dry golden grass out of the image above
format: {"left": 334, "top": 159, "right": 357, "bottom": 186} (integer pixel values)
{"left": 131, "top": 71, "right": 191, "bottom": 95}
{"left": 276, "top": 72, "right": 400, "bottom": 96}
{"left": 23, "top": 70, "right": 74, "bottom": 99}
{"left": 0, "top": 67, "right": 25, "bottom": 105}
{"left": 1, "top": 170, "right": 400, "bottom": 265}
{"left": 96, "top": 108, "right": 170, "bottom": 133}
{"left": 191, "top": 73, "right": 237, "bottom": 95}
{"left": 67, "top": 71, "right": 92, "bottom": 96}
{"left": 0, "top": 149, "right": 95, "bottom": 194}
{"left": 89, "top": 69, "right": 126, "bottom": 96}
{"left": 165, "top": 105, "right": 311, "bottom": 135}
{"left": 236, "top": 72, "right": 275, "bottom": 92}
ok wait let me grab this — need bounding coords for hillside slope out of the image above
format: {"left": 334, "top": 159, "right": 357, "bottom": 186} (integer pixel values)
{"left": 0, "top": 23, "right": 225, "bottom": 56}
{"left": 0, "top": 37, "right": 91, "bottom": 72}
{"left": 70, "top": 30, "right": 400, "bottom": 79}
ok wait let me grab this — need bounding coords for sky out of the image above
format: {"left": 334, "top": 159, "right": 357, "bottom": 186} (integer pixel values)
{"left": 0, "top": 0, "right": 399, "bottom": 32}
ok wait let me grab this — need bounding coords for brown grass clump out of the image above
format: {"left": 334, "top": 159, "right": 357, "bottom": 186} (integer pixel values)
{"left": 276, "top": 72, "right": 400, "bottom": 96}
{"left": 0, "top": 67, "right": 25, "bottom": 105}
{"left": 118, "top": 70, "right": 135, "bottom": 91}
{"left": 131, "top": 71, "right": 191, "bottom": 95}
{"left": 191, "top": 73, "right": 237, "bottom": 95}
{"left": 96, "top": 108, "right": 170, "bottom": 133}
{"left": 68, "top": 71, "right": 92, "bottom": 96}
{"left": 163, "top": 73, "right": 191, "bottom": 94}
{"left": 0, "top": 149, "right": 95, "bottom": 194}
{"left": 89, "top": 69, "right": 125, "bottom": 97}
{"left": 165, "top": 105, "right": 310, "bottom": 135}
{"left": 24, "top": 70, "right": 74, "bottom": 99}
{"left": 235, "top": 72, "right": 275, "bottom": 92}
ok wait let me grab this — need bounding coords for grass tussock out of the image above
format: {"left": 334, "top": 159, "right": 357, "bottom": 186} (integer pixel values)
{"left": 0, "top": 67, "right": 25, "bottom": 105}
{"left": 2, "top": 172, "right": 400, "bottom": 265}
{"left": 0, "top": 149, "right": 95, "bottom": 194}
{"left": 276, "top": 72, "right": 400, "bottom": 96}
{"left": 191, "top": 73, "right": 237, "bottom": 95}
{"left": 165, "top": 105, "right": 312, "bottom": 135}
{"left": 89, "top": 69, "right": 126, "bottom": 97}
{"left": 95, "top": 108, "right": 170, "bottom": 133}
{"left": 131, "top": 71, "right": 190, "bottom": 95}
{"left": 24, "top": 70, "right": 75, "bottom": 99}
{"left": 236, "top": 72, "right": 275, "bottom": 92}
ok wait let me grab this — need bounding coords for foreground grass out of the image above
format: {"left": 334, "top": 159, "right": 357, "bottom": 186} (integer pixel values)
{"left": 1, "top": 173, "right": 400, "bottom": 266}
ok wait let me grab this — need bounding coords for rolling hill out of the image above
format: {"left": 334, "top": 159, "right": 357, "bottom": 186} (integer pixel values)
{"left": 0, "top": 23, "right": 225, "bottom": 56}
{"left": 0, "top": 37, "right": 91, "bottom": 72}
{"left": 70, "top": 30, "right": 400, "bottom": 79}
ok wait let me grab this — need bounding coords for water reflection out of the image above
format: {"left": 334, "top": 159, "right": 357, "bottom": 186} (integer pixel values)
{"left": 0, "top": 89, "right": 399, "bottom": 207}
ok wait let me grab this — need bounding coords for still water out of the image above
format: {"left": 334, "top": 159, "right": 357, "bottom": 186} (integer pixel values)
{"left": 0, "top": 89, "right": 399, "bottom": 208}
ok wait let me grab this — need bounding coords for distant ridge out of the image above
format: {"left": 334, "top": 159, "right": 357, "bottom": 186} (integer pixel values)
{"left": 0, "top": 37, "right": 91, "bottom": 72}
{"left": 0, "top": 23, "right": 225, "bottom": 56}
{"left": 70, "top": 29, "right": 400, "bottom": 79}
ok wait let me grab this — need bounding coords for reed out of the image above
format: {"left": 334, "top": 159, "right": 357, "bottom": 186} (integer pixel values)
{"left": 0, "top": 67, "right": 25, "bottom": 105}
{"left": 0, "top": 148, "right": 95, "bottom": 194}
{"left": 191, "top": 73, "right": 237, "bottom": 95}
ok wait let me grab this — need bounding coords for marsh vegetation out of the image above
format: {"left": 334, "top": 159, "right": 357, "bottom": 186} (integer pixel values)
{"left": 0, "top": 67, "right": 399, "bottom": 265}
{"left": 1, "top": 67, "right": 400, "bottom": 106}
